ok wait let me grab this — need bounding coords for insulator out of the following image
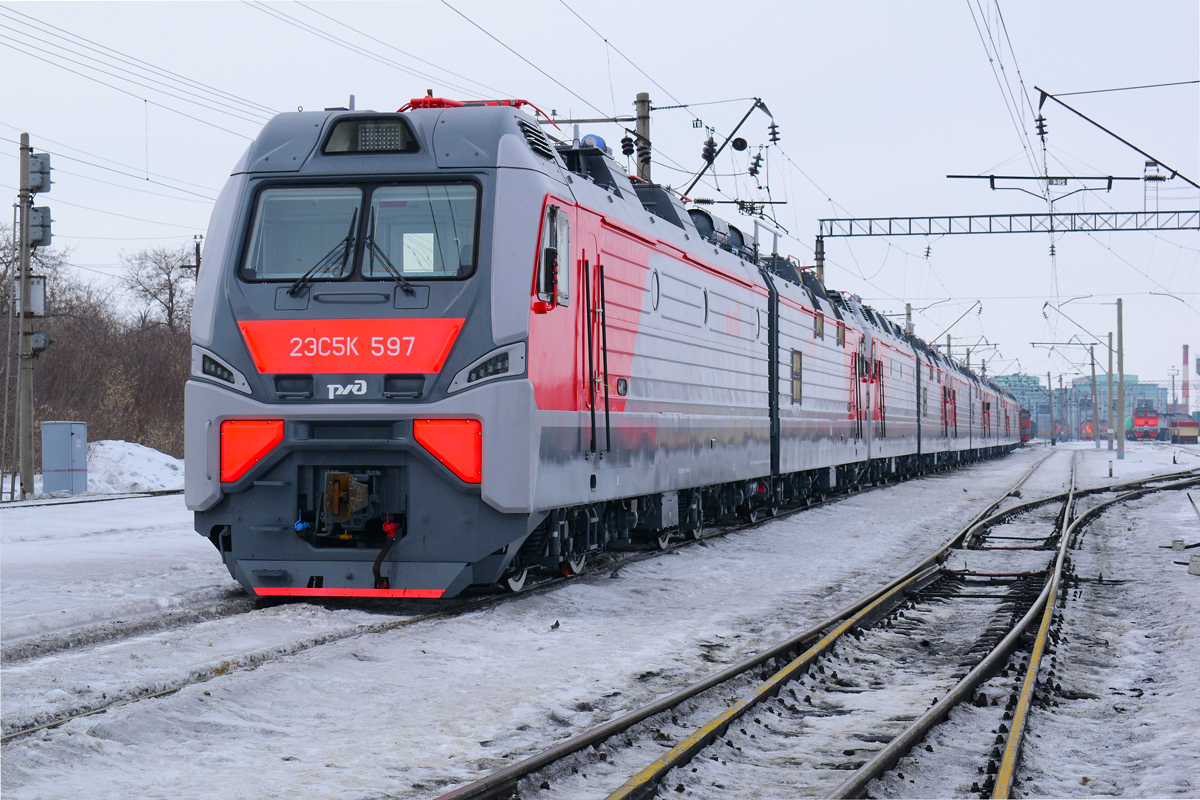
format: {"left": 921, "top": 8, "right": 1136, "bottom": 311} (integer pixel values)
{"left": 701, "top": 137, "right": 717, "bottom": 164}
{"left": 924, "top": 245, "right": 931, "bottom": 259}
{"left": 768, "top": 122, "right": 780, "bottom": 143}
{"left": 636, "top": 142, "right": 651, "bottom": 166}
{"left": 621, "top": 135, "right": 634, "bottom": 157}
{"left": 1049, "top": 242, "right": 1056, "bottom": 257}
{"left": 1035, "top": 115, "right": 1048, "bottom": 137}
{"left": 748, "top": 152, "right": 763, "bottom": 176}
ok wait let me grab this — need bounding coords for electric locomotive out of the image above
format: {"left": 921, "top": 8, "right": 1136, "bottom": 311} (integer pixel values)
{"left": 185, "top": 98, "right": 1019, "bottom": 599}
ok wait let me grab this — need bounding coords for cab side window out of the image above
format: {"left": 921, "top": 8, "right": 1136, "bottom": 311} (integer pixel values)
{"left": 536, "top": 204, "right": 570, "bottom": 306}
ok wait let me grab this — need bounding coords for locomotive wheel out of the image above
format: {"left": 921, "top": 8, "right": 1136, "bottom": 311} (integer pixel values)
{"left": 655, "top": 532, "right": 672, "bottom": 550}
{"left": 566, "top": 554, "right": 587, "bottom": 575}
{"left": 503, "top": 568, "right": 529, "bottom": 593}
{"left": 684, "top": 522, "right": 703, "bottom": 542}
{"left": 743, "top": 506, "right": 761, "bottom": 524}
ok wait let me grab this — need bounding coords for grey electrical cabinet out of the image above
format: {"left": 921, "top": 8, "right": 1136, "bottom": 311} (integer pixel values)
{"left": 42, "top": 421, "right": 87, "bottom": 495}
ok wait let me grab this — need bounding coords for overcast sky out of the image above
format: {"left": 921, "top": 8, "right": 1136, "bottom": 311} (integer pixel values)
{"left": 3, "top": 1, "right": 1197, "bottom": 392}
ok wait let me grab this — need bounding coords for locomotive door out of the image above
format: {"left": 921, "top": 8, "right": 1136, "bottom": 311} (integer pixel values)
{"left": 580, "top": 238, "right": 610, "bottom": 454}
{"left": 875, "top": 356, "right": 886, "bottom": 439}
{"left": 852, "top": 336, "right": 867, "bottom": 442}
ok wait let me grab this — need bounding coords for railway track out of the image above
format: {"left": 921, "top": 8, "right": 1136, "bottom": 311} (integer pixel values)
{"left": 1, "top": 453, "right": 1010, "bottom": 745}
{"left": 434, "top": 459, "right": 1200, "bottom": 800}
{"left": 1, "top": 488, "right": 184, "bottom": 507}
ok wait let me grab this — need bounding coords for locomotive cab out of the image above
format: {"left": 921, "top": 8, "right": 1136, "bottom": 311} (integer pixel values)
{"left": 187, "top": 104, "right": 571, "bottom": 598}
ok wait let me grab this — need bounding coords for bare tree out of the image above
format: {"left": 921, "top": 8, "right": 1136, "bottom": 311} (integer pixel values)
{"left": 120, "top": 244, "right": 195, "bottom": 332}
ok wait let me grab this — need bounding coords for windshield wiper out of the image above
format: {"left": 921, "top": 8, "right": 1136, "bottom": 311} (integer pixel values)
{"left": 287, "top": 208, "right": 358, "bottom": 297}
{"left": 366, "top": 208, "right": 416, "bottom": 297}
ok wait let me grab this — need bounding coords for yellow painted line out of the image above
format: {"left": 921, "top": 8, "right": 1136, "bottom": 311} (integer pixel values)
{"left": 604, "top": 575, "right": 922, "bottom": 800}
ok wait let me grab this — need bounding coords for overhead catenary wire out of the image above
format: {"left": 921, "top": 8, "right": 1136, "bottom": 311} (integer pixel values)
{"left": 0, "top": 40, "right": 254, "bottom": 140}
{"left": 0, "top": 152, "right": 213, "bottom": 204}
{"left": 0, "top": 4, "right": 278, "bottom": 116}
{"left": 243, "top": 2, "right": 502, "bottom": 100}
{"left": 1055, "top": 79, "right": 1199, "bottom": 97}
{"left": 0, "top": 124, "right": 222, "bottom": 194}
{"left": 0, "top": 29, "right": 269, "bottom": 126}
{"left": 0, "top": 140, "right": 218, "bottom": 202}
{"left": 439, "top": 0, "right": 608, "bottom": 119}
{"left": 435, "top": 0, "right": 736, "bottom": 205}
{"left": 35, "top": 194, "right": 204, "bottom": 230}
{"left": 964, "top": 1, "right": 1040, "bottom": 183}
{"left": 292, "top": 1, "right": 512, "bottom": 99}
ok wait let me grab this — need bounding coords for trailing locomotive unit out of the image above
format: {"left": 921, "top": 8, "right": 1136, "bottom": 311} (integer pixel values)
{"left": 185, "top": 98, "right": 1020, "bottom": 599}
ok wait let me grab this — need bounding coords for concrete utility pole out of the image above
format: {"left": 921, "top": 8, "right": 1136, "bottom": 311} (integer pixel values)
{"left": 634, "top": 92, "right": 651, "bottom": 183}
{"left": 1091, "top": 346, "right": 1099, "bottom": 449}
{"left": 17, "top": 133, "right": 33, "bottom": 499}
{"left": 1107, "top": 332, "right": 1114, "bottom": 451}
{"left": 905, "top": 302, "right": 912, "bottom": 335}
{"left": 946, "top": 334, "right": 952, "bottom": 362}
{"left": 1117, "top": 298, "right": 1125, "bottom": 460}
{"left": 814, "top": 236, "right": 825, "bottom": 283}
{"left": 1059, "top": 375, "right": 1065, "bottom": 440}
{"left": 1048, "top": 371, "right": 1056, "bottom": 446}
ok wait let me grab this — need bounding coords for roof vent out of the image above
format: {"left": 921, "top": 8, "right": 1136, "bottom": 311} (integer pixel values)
{"left": 516, "top": 118, "right": 556, "bottom": 161}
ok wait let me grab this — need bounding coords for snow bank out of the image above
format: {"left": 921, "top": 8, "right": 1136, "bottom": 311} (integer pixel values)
{"left": 84, "top": 440, "right": 184, "bottom": 494}
{"left": 8, "top": 439, "right": 185, "bottom": 499}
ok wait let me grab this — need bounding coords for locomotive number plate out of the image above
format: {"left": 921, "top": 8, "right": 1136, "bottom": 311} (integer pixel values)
{"left": 238, "top": 318, "right": 464, "bottom": 374}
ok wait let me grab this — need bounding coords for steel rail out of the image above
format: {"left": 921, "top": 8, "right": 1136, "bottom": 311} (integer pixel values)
{"left": 992, "top": 474, "right": 1200, "bottom": 798}
{"left": 826, "top": 455, "right": 1079, "bottom": 799}
{"left": 831, "top": 468, "right": 1200, "bottom": 799}
{"left": 1, "top": 488, "right": 184, "bottom": 507}
{"left": 604, "top": 464, "right": 1200, "bottom": 800}
{"left": 436, "top": 452, "right": 1054, "bottom": 800}
{"left": 2, "top": 454, "right": 993, "bottom": 745}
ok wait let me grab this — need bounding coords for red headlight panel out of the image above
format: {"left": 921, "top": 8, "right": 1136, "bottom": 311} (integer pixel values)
{"left": 221, "top": 420, "right": 284, "bottom": 482}
{"left": 413, "top": 419, "right": 482, "bottom": 483}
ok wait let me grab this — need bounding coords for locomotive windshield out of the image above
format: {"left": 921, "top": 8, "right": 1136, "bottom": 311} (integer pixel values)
{"left": 242, "top": 183, "right": 478, "bottom": 281}
{"left": 244, "top": 187, "right": 361, "bottom": 280}
{"left": 364, "top": 185, "right": 476, "bottom": 278}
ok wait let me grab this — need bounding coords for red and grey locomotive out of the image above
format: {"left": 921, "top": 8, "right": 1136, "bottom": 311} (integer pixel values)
{"left": 184, "top": 98, "right": 1020, "bottom": 599}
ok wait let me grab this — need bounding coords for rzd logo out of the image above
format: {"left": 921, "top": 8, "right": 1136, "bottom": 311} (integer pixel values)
{"left": 328, "top": 380, "right": 367, "bottom": 399}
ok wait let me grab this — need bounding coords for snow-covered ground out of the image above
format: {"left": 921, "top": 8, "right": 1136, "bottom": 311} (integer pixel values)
{"left": 1, "top": 442, "right": 1196, "bottom": 799}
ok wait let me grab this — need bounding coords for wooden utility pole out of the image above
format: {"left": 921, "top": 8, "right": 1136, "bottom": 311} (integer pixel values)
{"left": 635, "top": 92, "right": 651, "bottom": 183}
{"left": 1117, "top": 299, "right": 1125, "bottom": 460}
{"left": 17, "top": 133, "right": 33, "bottom": 499}
{"left": 1048, "top": 371, "right": 1056, "bottom": 446}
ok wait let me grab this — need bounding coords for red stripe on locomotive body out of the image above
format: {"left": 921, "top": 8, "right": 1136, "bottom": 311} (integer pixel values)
{"left": 253, "top": 587, "right": 445, "bottom": 598}
{"left": 528, "top": 195, "right": 778, "bottom": 413}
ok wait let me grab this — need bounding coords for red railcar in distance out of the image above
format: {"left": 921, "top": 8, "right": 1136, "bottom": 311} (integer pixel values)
{"left": 1019, "top": 408, "right": 1032, "bottom": 443}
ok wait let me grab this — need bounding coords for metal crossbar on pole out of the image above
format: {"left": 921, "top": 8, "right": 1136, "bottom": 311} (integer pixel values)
{"left": 818, "top": 210, "right": 1199, "bottom": 238}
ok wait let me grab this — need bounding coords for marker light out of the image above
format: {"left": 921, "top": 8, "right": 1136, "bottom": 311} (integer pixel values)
{"left": 221, "top": 420, "right": 284, "bottom": 483}
{"left": 468, "top": 352, "right": 509, "bottom": 383}
{"left": 413, "top": 419, "right": 482, "bottom": 483}
{"left": 202, "top": 354, "right": 236, "bottom": 385}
